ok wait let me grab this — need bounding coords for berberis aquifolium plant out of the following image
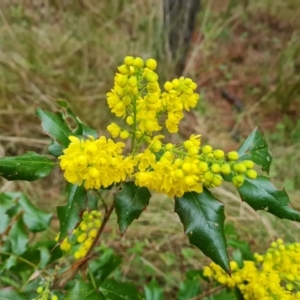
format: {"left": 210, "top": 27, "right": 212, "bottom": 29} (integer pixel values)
{"left": 0, "top": 56, "right": 300, "bottom": 299}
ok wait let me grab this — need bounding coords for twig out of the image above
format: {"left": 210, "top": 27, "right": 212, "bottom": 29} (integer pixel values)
{"left": 53, "top": 201, "right": 115, "bottom": 288}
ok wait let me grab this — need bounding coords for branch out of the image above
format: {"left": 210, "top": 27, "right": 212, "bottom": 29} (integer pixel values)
{"left": 53, "top": 201, "right": 115, "bottom": 288}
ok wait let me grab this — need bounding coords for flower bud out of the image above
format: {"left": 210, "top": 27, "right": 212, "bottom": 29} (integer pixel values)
{"left": 202, "top": 145, "right": 213, "bottom": 154}
{"left": 133, "top": 57, "right": 144, "bottom": 68}
{"left": 204, "top": 171, "right": 214, "bottom": 182}
{"left": 164, "top": 81, "right": 173, "bottom": 91}
{"left": 243, "top": 160, "right": 254, "bottom": 169}
{"left": 126, "top": 116, "right": 134, "bottom": 125}
{"left": 116, "top": 75, "right": 128, "bottom": 87}
{"left": 213, "top": 149, "right": 225, "bottom": 159}
{"left": 118, "top": 64, "right": 130, "bottom": 75}
{"left": 246, "top": 169, "right": 257, "bottom": 179}
{"left": 146, "top": 72, "right": 158, "bottom": 83}
{"left": 128, "top": 76, "right": 138, "bottom": 87}
{"left": 124, "top": 56, "right": 134, "bottom": 66}
{"left": 221, "top": 163, "right": 231, "bottom": 175}
{"left": 146, "top": 58, "right": 157, "bottom": 70}
{"left": 211, "top": 164, "right": 221, "bottom": 173}
{"left": 120, "top": 130, "right": 130, "bottom": 139}
{"left": 227, "top": 151, "right": 239, "bottom": 161}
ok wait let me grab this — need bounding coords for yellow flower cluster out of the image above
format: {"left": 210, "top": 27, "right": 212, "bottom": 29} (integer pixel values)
{"left": 59, "top": 136, "right": 136, "bottom": 189}
{"left": 135, "top": 134, "right": 204, "bottom": 197}
{"left": 134, "top": 139, "right": 257, "bottom": 197}
{"left": 56, "top": 210, "right": 102, "bottom": 260}
{"left": 199, "top": 147, "right": 257, "bottom": 188}
{"left": 58, "top": 56, "right": 257, "bottom": 196}
{"left": 203, "top": 239, "right": 300, "bottom": 300}
{"left": 106, "top": 56, "right": 199, "bottom": 140}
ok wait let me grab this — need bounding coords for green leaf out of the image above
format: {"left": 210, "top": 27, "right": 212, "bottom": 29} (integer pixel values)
{"left": 38, "top": 246, "right": 51, "bottom": 268}
{"left": 238, "top": 176, "right": 300, "bottom": 222}
{"left": 89, "top": 248, "right": 122, "bottom": 285}
{"left": 177, "top": 279, "right": 201, "bottom": 300}
{"left": 115, "top": 182, "right": 151, "bottom": 234}
{"left": 57, "top": 100, "right": 98, "bottom": 138}
{"left": 227, "top": 238, "right": 253, "bottom": 261}
{"left": 36, "top": 107, "right": 72, "bottom": 148}
{"left": 18, "top": 193, "right": 52, "bottom": 232}
{"left": 175, "top": 189, "right": 230, "bottom": 273}
{"left": 48, "top": 141, "right": 63, "bottom": 157}
{"left": 64, "top": 280, "right": 99, "bottom": 300}
{"left": 0, "top": 152, "right": 54, "bottom": 181}
{"left": 0, "top": 193, "right": 16, "bottom": 234}
{"left": 238, "top": 127, "right": 272, "bottom": 173}
{"left": 8, "top": 218, "right": 28, "bottom": 255}
{"left": 57, "top": 184, "right": 87, "bottom": 240}
{"left": 144, "top": 280, "right": 165, "bottom": 300}
{"left": 99, "top": 278, "right": 143, "bottom": 300}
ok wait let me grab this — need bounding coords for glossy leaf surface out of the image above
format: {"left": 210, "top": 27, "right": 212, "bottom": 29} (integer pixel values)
{"left": 175, "top": 189, "right": 230, "bottom": 273}
{"left": 115, "top": 182, "right": 151, "bottom": 234}
{"left": 0, "top": 152, "right": 54, "bottom": 181}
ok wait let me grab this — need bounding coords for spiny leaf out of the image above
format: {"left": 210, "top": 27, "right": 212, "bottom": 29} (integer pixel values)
{"left": 175, "top": 189, "right": 230, "bottom": 273}
{"left": 238, "top": 176, "right": 300, "bottom": 222}
{"left": 36, "top": 107, "right": 72, "bottom": 147}
{"left": 57, "top": 184, "right": 87, "bottom": 240}
{"left": 238, "top": 127, "right": 272, "bottom": 173}
{"left": 57, "top": 99, "right": 98, "bottom": 138}
{"left": 115, "top": 182, "right": 151, "bottom": 234}
{"left": 0, "top": 152, "right": 54, "bottom": 181}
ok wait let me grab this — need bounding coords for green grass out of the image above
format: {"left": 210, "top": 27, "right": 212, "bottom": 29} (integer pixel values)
{"left": 0, "top": 0, "right": 300, "bottom": 298}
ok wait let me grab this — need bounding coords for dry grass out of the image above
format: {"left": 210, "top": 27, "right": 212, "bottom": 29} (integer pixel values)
{"left": 0, "top": 0, "right": 300, "bottom": 296}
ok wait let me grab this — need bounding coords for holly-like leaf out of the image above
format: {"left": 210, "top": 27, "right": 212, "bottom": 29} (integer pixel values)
{"left": 115, "top": 182, "right": 151, "bottom": 234}
{"left": 36, "top": 107, "right": 72, "bottom": 148}
{"left": 175, "top": 189, "right": 230, "bottom": 273}
{"left": 177, "top": 279, "right": 201, "bottom": 300}
{"left": 0, "top": 152, "right": 54, "bottom": 181}
{"left": 64, "top": 280, "right": 99, "bottom": 300}
{"left": 8, "top": 218, "right": 28, "bottom": 255}
{"left": 57, "top": 184, "right": 87, "bottom": 240}
{"left": 238, "top": 176, "right": 300, "bottom": 221}
{"left": 144, "top": 280, "right": 165, "bottom": 300}
{"left": 99, "top": 278, "right": 143, "bottom": 300}
{"left": 17, "top": 193, "right": 52, "bottom": 232}
{"left": 238, "top": 127, "right": 272, "bottom": 173}
{"left": 57, "top": 100, "right": 98, "bottom": 138}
